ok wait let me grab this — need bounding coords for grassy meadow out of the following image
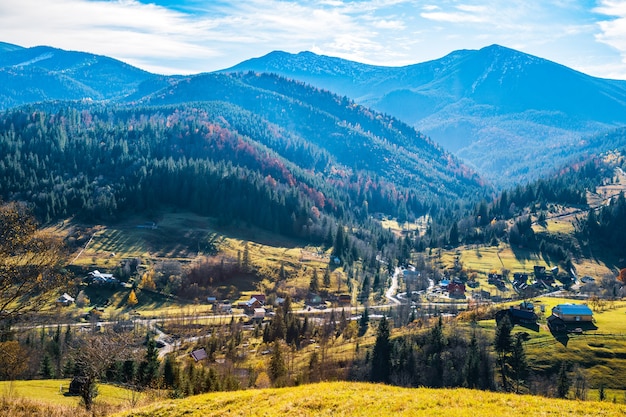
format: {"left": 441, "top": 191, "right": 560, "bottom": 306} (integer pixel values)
{"left": 0, "top": 379, "right": 157, "bottom": 417}
{"left": 110, "top": 381, "right": 626, "bottom": 417}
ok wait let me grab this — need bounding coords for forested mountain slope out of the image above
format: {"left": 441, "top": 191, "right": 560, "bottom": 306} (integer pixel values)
{"left": 223, "top": 45, "right": 626, "bottom": 185}
{"left": 0, "top": 45, "right": 153, "bottom": 109}
{"left": 0, "top": 87, "right": 484, "bottom": 237}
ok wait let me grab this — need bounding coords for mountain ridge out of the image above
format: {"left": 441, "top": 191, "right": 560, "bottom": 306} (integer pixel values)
{"left": 221, "top": 44, "right": 626, "bottom": 185}
{"left": 3, "top": 42, "right": 626, "bottom": 186}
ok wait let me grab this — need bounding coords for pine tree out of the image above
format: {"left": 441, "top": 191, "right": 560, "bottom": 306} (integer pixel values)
{"left": 370, "top": 315, "right": 391, "bottom": 383}
{"left": 358, "top": 308, "right": 369, "bottom": 337}
{"left": 557, "top": 362, "right": 570, "bottom": 398}
{"left": 269, "top": 341, "right": 287, "bottom": 386}
{"left": 309, "top": 268, "right": 319, "bottom": 294}
{"left": 509, "top": 334, "right": 528, "bottom": 393}
{"left": 323, "top": 268, "right": 331, "bottom": 288}
{"left": 494, "top": 315, "right": 513, "bottom": 391}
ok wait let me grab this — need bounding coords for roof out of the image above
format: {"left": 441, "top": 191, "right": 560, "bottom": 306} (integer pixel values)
{"left": 553, "top": 304, "right": 593, "bottom": 316}
{"left": 245, "top": 297, "right": 260, "bottom": 307}
{"left": 57, "top": 293, "right": 75, "bottom": 302}
{"left": 191, "top": 348, "right": 208, "bottom": 362}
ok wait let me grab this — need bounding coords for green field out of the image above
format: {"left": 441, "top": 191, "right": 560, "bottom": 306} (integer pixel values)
{"left": 476, "top": 297, "right": 626, "bottom": 390}
{"left": 0, "top": 379, "right": 144, "bottom": 407}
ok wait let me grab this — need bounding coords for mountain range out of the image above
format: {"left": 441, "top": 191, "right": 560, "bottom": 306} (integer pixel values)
{"left": 1, "top": 41, "right": 626, "bottom": 187}
{"left": 223, "top": 45, "right": 626, "bottom": 184}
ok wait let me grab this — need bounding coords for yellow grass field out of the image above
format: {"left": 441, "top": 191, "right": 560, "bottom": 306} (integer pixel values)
{"left": 111, "top": 381, "right": 626, "bottom": 417}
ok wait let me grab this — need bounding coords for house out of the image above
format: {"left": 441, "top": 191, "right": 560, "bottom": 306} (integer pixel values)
{"left": 402, "top": 269, "right": 419, "bottom": 281}
{"left": 509, "top": 302, "right": 538, "bottom": 324}
{"left": 338, "top": 294, "right": 351, "bottom": 306}
{"left": 240, "top": 297, "right": 263, "bottom": 313}
{"left": 471, "top": 289, "right": 491, "bottom": 300}
{"left": 250, "top": 294, "right": 266, "bottom": 305}
{"left": 252, "top": 308, "right": 266, "bottom": 320}
{"left": 190, "top": 348, "right": 208, "bottom": 362}
{"left": 87, "top": 270, "right": 119, "bottom": 286}
{"left": 307, "top": 293, "right": 322, "bottom": 306}
{"left": 56, "top": 293, "right": 75, "bottom": 306}
{"left": 447, "top": 279, "right": 466, "bottom": 296}
{"left": 214, "top": 301, "right": 232, "bottom": 314}
{"left": 551, "top": 304, "right": 593, "bottom": 322}
{"left": 513, "top": 273, "right": 529, "bottom": 284}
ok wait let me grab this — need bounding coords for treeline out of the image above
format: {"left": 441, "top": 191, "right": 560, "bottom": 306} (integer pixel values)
{"left": 578, "top": 192, "right": 626, "bottom": 255}
{"left": 413, "top": 158, "right": 608, "bottom": 252}
{"left": 0, "top": 104, "right": 480, "bottom": 252}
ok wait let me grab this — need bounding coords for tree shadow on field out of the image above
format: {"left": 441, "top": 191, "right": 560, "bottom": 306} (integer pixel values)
{"left": 510, "top": 245, "right": 536, "bottom": 263}
{"left": 550, "top": 329, "right": 569, "bottom": 347}
{"left": 516, "top": 321, "right": 540, "bottom": 332}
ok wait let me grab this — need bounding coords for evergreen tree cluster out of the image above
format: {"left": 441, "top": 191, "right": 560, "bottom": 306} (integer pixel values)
{"left": 365, "top": 317, "right": 494, "bottom": 390}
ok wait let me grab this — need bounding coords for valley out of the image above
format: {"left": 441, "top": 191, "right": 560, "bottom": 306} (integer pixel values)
{"left": 1, "top": 40, "right": 626, "bottom": 416}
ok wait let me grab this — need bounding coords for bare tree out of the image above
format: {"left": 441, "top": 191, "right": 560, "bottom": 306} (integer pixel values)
{"left": 71, "top": 330, "right": 135, "bottom": 410}
{"left": 0, "top": 202, "right": 67, "bottom": 336}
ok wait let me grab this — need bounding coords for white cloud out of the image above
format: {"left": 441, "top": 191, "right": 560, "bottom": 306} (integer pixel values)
{"left": 594, "top": 1, "right": 626, "bottom": 54}
{"left": 0, "top": 0, "right": 624, "bottom": 79}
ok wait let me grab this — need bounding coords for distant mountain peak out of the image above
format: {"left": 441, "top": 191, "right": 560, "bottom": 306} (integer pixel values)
{"left": 0, "top": 41, "right": 24, "bottom": 53}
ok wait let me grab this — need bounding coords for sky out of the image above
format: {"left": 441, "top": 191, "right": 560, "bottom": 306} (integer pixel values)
{"left": 1, "top": 0, "right": 625, "bottom": 79}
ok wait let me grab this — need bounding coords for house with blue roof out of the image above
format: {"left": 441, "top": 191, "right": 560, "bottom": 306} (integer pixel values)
{"left": 551, "top": 304, "right": 593, "bottom": 322}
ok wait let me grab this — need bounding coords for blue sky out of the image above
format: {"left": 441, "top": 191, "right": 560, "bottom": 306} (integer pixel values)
{"left": 1, "top": 0, "right": 625, "bottom": 79}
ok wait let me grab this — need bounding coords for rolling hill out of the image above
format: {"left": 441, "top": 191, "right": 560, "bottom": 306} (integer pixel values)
{"left": 110, "top": 381, "right": 626, "bottom": 417}
{"left": 0, "top": 79, "right": 484, "bottom": 233}
{"left": 222, "top": 45, "right": 626, "bottom": 185}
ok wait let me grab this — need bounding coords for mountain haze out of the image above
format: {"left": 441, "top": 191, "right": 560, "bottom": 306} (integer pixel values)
{"left": 0, "top": 45, "right": 152, "bottom": 109}
{"left": 2, "top": 42, "right": 626, "bottom": 187}
{"left": 223, "top": 45, "right": 626, "bottom": 184}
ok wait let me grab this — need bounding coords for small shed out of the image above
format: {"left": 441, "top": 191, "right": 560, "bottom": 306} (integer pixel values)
{"left": 190, "top": 348, "right": 208, "bottom": 362}
{"left": 552, "top": 304, "right": 593, "bottom": 322}
{"left": 56, "top": 293, "right": 75, "bottom": 306}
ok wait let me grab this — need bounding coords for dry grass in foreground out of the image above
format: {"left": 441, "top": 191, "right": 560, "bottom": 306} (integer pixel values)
{"left": 112, "top": 381, "right": 626, "bottom": 417}
{"left": 0, "top": 396, "right": 120, "bottom": 417}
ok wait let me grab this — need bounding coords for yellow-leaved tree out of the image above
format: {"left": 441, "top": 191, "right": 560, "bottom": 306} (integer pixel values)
{"left": 0, "top": 201, "right": 67, "bottom": 337}
{"left": 127, "top": 289, "right": 139, "bottom": 306}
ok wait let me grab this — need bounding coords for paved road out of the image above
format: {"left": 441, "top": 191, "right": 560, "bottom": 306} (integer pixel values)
{"left": 385, "top": 267, "right": 402, "bottom": 305}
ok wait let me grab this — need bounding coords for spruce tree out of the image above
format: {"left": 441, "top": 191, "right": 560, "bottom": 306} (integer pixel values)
{"left": 309, "top": 268, "right": 320, "bottom": 294}
{"left": 40, "top": 354, "right": 54, "bottom": 379}
{"left": 323, "top": 268, "right": 331, "bottom": 288}
{"left": 509, "top": 334, "right": 528, "bottom": 393}
{"left": 269, "top": 341, "right": 287, "bottom": 386}
{"left": 557, "top": 362, "right": 570, "bottom": 398}
{"left": 140, "top": 334, "right": 160, "bottom": 387}
{"left": 494, "top": 315, "right": 513, "bottom": 391}
{"left": 370, "top": 315, "right": 391, "bottom": 383}
{"left": 358, "top": 308, "right": 369, "bottom": 337}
